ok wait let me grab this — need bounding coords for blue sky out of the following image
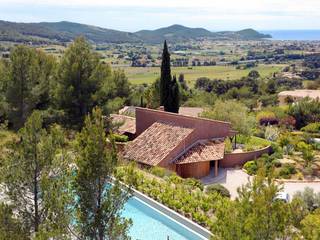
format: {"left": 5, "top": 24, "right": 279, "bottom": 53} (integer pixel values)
{"left": 0, "top": 0, "right": 319, "bottom": 31}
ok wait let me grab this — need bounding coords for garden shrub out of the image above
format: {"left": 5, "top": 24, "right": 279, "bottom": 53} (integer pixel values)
{"left": 301, "top": 122, "right": 320, "bottom": 133}
{"left": 256, "top": 111, "right": 278, "bottom": 126}
{"left": 272, "top": 159, "right": 282, "bottom": 168}
{"left": 297, "top": 171, "right": 304, "bottom": 180}
{"left": 244, "top": 161, "right": 258, "bottom": 175}
{"left": 184, "top": 178, "right": 204, "bottom": 191}
{"left": 279, "top": 163, "right": 297, "bottom": 179}
{"left": 150, "top": 166, "right": 166, "bottom": 178}
{"left": 150, "top": 166, "right": 175, "bottom": 178}
{"left": 253, "top": 128, "right": 265, "bottom": 138}
{"left": 296, "top": 141, "right": 309, "bottom": 152}
{"left": 206, "top": 184, "right": 231, "bottom": 198}
{"left": 265, "top": 126, "right": 280, "bottom": 141}
{"left": 168, "top": 174, "right": 184, "bottom": 185}
{"left": 113, "top": 133, "right": 129, "bottom": 142}
{"left": 279, "top": 116, "right": 296, "bottom": 129}
{"left": 312, "top": 142, "right": 320, "bottom": 151}
{"left": 271, "top": 142, "right": 283, "bottom": 158}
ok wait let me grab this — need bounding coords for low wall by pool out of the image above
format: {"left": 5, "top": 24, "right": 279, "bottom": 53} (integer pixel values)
{"left": 132, "top": 188, "right": 213, "bottom": 240}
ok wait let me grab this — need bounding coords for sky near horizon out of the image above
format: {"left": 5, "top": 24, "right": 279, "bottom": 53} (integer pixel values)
{"left": 0, "top": 0, "right": 319, "bottom": 31}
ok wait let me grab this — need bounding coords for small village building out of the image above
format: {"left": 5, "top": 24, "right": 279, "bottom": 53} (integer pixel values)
{"left": 278, "top": 90, "right": 320, "bottom": 105}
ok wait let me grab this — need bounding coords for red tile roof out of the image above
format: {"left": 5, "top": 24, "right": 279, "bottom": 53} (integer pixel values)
{"left": 110, "top": 114, "right": 136, "bottom": 134}
{"left": 123, "top": 122, "right": 194, "bottom": 166}
{"left": 174, "top": 140, "right": 225, "bottom": 165}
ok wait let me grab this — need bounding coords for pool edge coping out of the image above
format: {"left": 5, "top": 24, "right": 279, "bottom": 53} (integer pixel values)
{"left": 132, "top": 188, "right": 213, "bottom": 240}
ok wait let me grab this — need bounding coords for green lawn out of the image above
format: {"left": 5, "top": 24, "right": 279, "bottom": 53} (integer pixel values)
{"left": 122, "top": 64, "right": 286, "bottom": 85}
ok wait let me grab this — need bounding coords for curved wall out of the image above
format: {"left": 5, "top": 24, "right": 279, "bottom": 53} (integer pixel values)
{"left": 176, "top": 161, "right": 210, "bottom": 179}
{"left": 220, "top": 146, "right": 272, "bottom": 168}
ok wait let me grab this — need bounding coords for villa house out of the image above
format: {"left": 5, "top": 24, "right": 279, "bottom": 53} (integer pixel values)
{"left": 116, "top": 107, "right": 237, "bottom": 179}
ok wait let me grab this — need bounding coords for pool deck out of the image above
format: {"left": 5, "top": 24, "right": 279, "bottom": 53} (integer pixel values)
{"left": 132, "top": 188, "right": 213, "bottom": 240}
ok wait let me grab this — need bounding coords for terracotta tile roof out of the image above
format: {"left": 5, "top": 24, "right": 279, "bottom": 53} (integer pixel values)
{"left": 174, "top": 140, "right": 225, "bottom": 165}
{"left": 123, "top": 122, "right": 194, "bottom": 166}
{"left": 110, "top": 114, "right": 136, "bottom": 134}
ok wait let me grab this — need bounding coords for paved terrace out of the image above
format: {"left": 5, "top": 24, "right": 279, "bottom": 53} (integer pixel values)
{"left": 202, "top": 169, "right": 320, "bottom": 200}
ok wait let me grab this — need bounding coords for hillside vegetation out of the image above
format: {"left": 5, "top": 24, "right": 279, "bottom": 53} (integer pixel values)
{"left": 0, "top": 20, "right": 271, "bottom": 44}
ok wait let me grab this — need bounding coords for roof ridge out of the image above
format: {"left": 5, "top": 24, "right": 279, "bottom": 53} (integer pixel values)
{"left": 136, "top": 107, "right": 232, "bottom": 125}
{"left": 110, "top": 113, "right": 136, "bottom": 120}
{"left": 155, "top": 120, "right": 194, "bottom": 129}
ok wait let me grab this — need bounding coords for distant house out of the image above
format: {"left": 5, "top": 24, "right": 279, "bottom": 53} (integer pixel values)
{"left": 278, "top": 90, "right": 320, "bottom": 105}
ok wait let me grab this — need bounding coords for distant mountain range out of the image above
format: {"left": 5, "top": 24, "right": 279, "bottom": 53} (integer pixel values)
{"left": 0, "top": 20, "right": 272, "bottom": 44}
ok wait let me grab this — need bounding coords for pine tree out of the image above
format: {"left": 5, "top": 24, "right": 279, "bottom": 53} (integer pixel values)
{"left": 56, "top": 37, "right": 101, "bottom": 128}
{"left": 160, "top": 40, "right": 172, "bottom": 106}
{"left": 2, "top": 111, "right": 72, "bottom": 238}
{"left": 6, "top": 46, "right": 55, "bottom": 130}
{"left": 212, "top": 168, "right": 294, "bottom": 240}
{"left": 74, "top": 107, "right": 131, "bottom": 240}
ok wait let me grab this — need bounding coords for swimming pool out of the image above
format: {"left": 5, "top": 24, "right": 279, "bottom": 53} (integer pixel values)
{"left": 121, "top": 196, "right": 207, "bottom": 240}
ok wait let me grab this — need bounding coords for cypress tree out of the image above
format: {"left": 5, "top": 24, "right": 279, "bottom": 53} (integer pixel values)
{"left": 166, "top": 75, "right": 180, "bottom": 113}
{"left": 159, "top": 41, "right": 180, "bottom": 113}
{"left": 160, "top": 40, "right": 171, "bottom": 106}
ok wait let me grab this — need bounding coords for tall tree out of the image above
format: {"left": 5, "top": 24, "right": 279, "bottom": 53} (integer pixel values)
{"left": 6, "top": 46, "right": 55, "bottom": 130}
{"left": 144, "top": 78, "right": 160, "bottom": 109}
{"left": 2, "top": 111, "right": 72, "bottom": 238}
{"left": 166, "top": 75, "right": 180, "bottom": 113}
{"left": 159, "top": 41, "right": 180, "bottom": 113}
{"left": 201, "top": 100, "right": 255, "bottom": 136}
{"left": 56, "top": 37, "right": 102, "bottom": 127}
{"left": 160, "top": 40, "right": 172, "bottom": 106}
{"left": 74, "top": 107, "right": 131, "bottom": 240}
{"left": 212, "top": 168, "right": 294, "bottom": 240}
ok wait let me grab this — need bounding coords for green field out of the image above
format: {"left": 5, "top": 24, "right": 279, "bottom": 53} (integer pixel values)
{"left": 122, "top": 64, "right": 286, "bottom": 85}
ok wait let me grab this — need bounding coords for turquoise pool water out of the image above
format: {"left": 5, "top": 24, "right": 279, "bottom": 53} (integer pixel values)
{"left": 121, "top": 197, "right": 205, "bottom": 240}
